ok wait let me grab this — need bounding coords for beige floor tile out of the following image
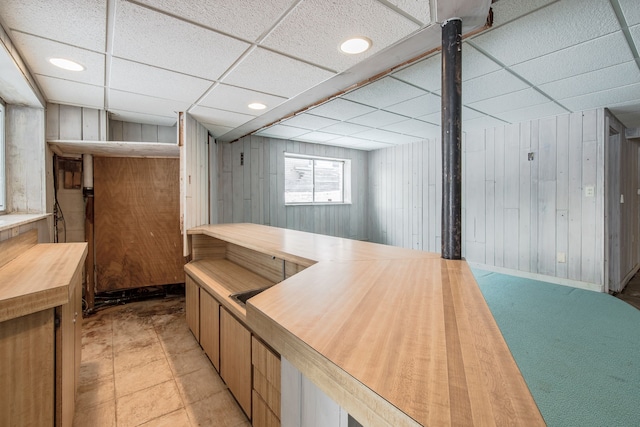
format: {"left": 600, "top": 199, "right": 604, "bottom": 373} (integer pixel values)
{"left": 73, "top": 398, "right": 116, "bottom": 427}
{"left": 166, "top": 347, "right": 213, "bottom": 378}
{"left": 186, "top": 389, "right": 249, "bottom": 427}
{"left": 79, "top": 356, "right": 114, "bottom": 387}
{"left": 114, "top": 338, "right": 165, "bottom": 373}
{"left": 76, "top": 375, "right": 115, "bottom": 411}
{"left": 155, "top": 315, "right": 190, "bottom": 339}
{"left": 175, "top": 366, "right": 227, "bottom": 405}
{"left": 116, "top": 380, "right": 184, "bottom": 427}
{"left": 81, "top": 336, "right": 113, "bottom": 362}
{"left": 138, "top": 408, "right": 191, "bottom": 427}
{"left": 112, "top": 325, "right": 159, "bottom": 353}
{"left": 159, "top": 329, "right": 200, "bottom": 355}
{"left": 115, "top": 355, "right": 174, "bottom": 398}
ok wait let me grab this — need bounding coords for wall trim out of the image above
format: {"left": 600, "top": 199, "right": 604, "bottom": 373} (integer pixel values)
{"left": 466, "top": 261, "right": 604, "bottom": 293}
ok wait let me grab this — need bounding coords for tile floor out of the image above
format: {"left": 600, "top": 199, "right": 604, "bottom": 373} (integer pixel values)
{"left": 74, "top": 296, "right": 250, "bottom": 427}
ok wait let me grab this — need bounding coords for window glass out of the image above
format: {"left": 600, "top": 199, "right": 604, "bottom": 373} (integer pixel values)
{"left": 0, "top": 103, "right": 5, "bottom": 212}
{"left": 284, "top": 154, "right": 347, "bottom": 205}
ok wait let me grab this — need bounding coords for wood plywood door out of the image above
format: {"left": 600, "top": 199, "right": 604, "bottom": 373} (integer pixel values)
{"left": 94, "top": 157, "right": 183, "bottom": 292}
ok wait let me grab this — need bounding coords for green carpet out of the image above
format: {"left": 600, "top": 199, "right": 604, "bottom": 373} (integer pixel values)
{"left": 472, "top": 269, "right": 640, "bottom": 426}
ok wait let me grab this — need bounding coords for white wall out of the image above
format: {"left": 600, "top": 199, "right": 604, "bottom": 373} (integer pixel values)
{"left": 5, "top": 105, "right": 46, "bottom": 214}
{"left": 215, "top": 136, "right": 368, "bottom": 240}
{"left": 368, "top": 110, "right": 609, "bottom": 290}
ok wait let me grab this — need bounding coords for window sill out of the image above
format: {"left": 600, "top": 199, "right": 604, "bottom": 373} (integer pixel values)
{"left": 0, "top": 213, "right": 51, "bottom": 233}
{"left": 285, "top": 202, "right": 352, "bottom": 207}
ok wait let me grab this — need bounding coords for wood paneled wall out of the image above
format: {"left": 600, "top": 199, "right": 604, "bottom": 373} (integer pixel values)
{"left": 605, "top": 110, "right": 640, "bottom": 292}
{"left": 368, "top": 110, "right": 609, "bottom": 289}
{"left": 215, "top": 136, "right": 368, "bottom": 240}
{"left": 181, "top": 113, "right": 210, "bottom": 256}
{"left": 46, "top": 104, "right": 107, "bottom": 141}
{"left": 110, "top": 119, "right": 176, "bottom": 143}
{"left": 5, "top": 105, "right": 46, "bottom": 214}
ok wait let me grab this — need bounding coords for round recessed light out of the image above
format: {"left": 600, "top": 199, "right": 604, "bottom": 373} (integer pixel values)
{"left": 49, "top": 58, "right": 84, "bottom": 71}
{"left": 340, "top": 37, "right": 371, "bottom": 54}
{"left": 248, "top": 102, "right": 267, "bottom": 110}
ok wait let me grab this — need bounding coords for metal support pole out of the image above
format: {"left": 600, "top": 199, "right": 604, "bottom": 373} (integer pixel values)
{"left": 441, "top": 18, "right": 462, "bottom": 260}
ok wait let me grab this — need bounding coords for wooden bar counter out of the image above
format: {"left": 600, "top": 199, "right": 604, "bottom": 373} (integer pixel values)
{"left": 188, "top": 224, "right": 545, "bottom": 426}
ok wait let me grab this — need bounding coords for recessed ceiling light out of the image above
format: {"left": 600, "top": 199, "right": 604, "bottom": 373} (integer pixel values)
{"left": 248, "top": 103, "right": 267, "bottom": 110}
{"left": 49, "top": 58, "right": 84, "bottom": 71}
{"left": 340, "top": 37, "right": 371, "bottom": 54}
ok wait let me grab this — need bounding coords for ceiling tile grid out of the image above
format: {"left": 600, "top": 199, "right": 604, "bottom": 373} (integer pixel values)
{"left": 113, "top": 1, "right": 251, "bottom": 80}
{"left": 110, "top": 58, "right": 213, "bottom": 103}
{"left": 341, "top": 77, "right": 427, "bottom": 109}
{"left": 560, "top": 82, "right": 640, "bottom": 112}
{"left": 468, "top": 88, "right": 552, "bottom": 116}
{"left": 189, "top": 105, "right": 256, "bottom": 128}
{"left": 292, "top": 131, "right": 341, "bottom": 143}
{"left": 495, "top": 101, "right": 568, "bottom": 124}
{"left": 10, "top": 32, "right": 105, "bottom": 86}
{"left": 0, "top": 0, "right": 106, "bottom": 51}
{"left": 618, "top": 0, "right": 640, "bottom": 26}
{"left": 280, "top": 113, "right": 339, "bottom": 130}
{"left": 38, "top": 76, "right": 104, "bottom": 110}
{"left": 131, "top": 0, "right": 297, "bottom": 41}
{"left": 255, "top": 124, "right": 310, "bottom": 139}
{"left": 383, "top": 93, "right": 441, "bottom": 118}
{"left": 109, "top": 89, "right": 191, "bottom": 119}
{"left": 261, "top": 0, "right": 420, "bottom": 72}
{"left": 348, "top": 109, "right": 408, "bottom": 127}
{"left": 199, "top": 84, "right": 288, "bottom": 115}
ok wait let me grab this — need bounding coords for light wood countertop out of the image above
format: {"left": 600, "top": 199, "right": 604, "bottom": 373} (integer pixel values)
{"left": 189, "top": 224, "right": 544, "bottom": 426}
{"left": 0, "top": 243, "right": 88, "bottom": 323}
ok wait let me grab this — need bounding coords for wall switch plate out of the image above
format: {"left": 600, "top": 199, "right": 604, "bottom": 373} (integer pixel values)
{"left": 620, "top": 194, "right": 624, "bottom": 203}
{"left": 557, "top": 252, "right": 566, "bottom": 263}
{"left": 585, "top": 186, "right": 595, "bottom": 197}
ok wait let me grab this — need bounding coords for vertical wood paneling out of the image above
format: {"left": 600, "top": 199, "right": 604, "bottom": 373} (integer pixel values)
{"left": 365, "top": 109, "right": 608, "bottom": 289}
{"left": 215, "top": 136, "right": 367, "bottom": 240}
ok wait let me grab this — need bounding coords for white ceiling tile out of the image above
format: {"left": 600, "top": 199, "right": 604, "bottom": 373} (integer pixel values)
{"left": 381, "top": 119, "right": 440, "bottom": 139}
{"left": 349, "top": 110, "right": 407, "bottom": 127}
{"left": 419, "top": 111, "right": 440, "bottom": 125}
{"left": 630, "top": 24, "right": 640, "bottom": 47}
{"left": 328, "top": 135, "right": 375, "bottom": 147}
{"left": 357, "top": 141, "right": 395, "bottom": 150}
{"left": 619, "top": 0, "right": 640, "bottom": 26}
{"left": 109, "top": 110, "right": 177, "bottom": 127}
{"left": 561, "top": 83, "right": 640, "bottom": 112}
{"left": 488, "top": 0, "right": 557, "bottom": 27}
{"left": 321, "top": 121, "right": 372, "bottom": 135}
{"left": 2, "top": 0, "right": 106, "bottom": 51}
{"left": 223, "top": 47, "right": 335, "bottom": 98}
{"left": 510, "top": 31, "right": 633, "bottom": 85}
{"left": 463, "top": 107, "right": 486, "bottom": 121}
{"left": 262, "top": 0, "right": 419, "bottom": 72}
{"left": 189, "top": 105, "right": 255, "bottom": 128}
{"left": 131, "top": 0, "right": 295, "bottom": 41}
{"left": 495, "top": 102, "right": 568, "bottom": 124}
{"left": 393, "top": 54, "right": 440, "bottom": 92}
{"left": 461, "top": 43, "right": 503, "bottom": 81}
{"left": 292, "top": 132, "right": 340, "bottom": 143}
{"left": 111, "top": 58, "right": 212, "bottom": 103}
{"left": 308, "top": 99, "right": 376, "bottom": 120}
{"left": 418, "top": 107, "right": 491, "bottom": 126}
{"left": 113, "top": 1, "right": 250, "bottom": 80}
{"left": 384, "top": 93, "right": 441, "bottom": 118}
{"left": 469, "top": 88, "right": 551, "bottom": 115}
{"left": 109, "top": 90, "right": 189, "bottom": 119}
{"left": 10, "top": 32, "right": 104, "bottom": 86}
{"left": 472, "top": 0, "right": 620, "bottom": 66}
{"left": 353, "top": 128, "right": 420, "bottom": 144}
{"left": 38, "top": 76, "right": 104, "bottom": 109}
{"left": 343, "top": 77, "right": 426, "bottom": 108}
{"left": 462, "top": 116, "right": 509, "bottom": 132}
{"left": 539, "top": 61, "right": 640, "bottom": 100}
{"left": 462, "top": 69, "right": 529, "bottom": 104}
{"left": 385, "top": 0, "right": 431, "bottom": 24}
{"left": 280, "top": 113, "right": 339, "bottom": 130}
{"left": 199, "top": 123, "right": 235, "bottom": 138}
{"left": 199, "top": 84, "right": 287, "bottom": 115}
{"left": 255, "top": 125, "right": 310, "bottom": 139}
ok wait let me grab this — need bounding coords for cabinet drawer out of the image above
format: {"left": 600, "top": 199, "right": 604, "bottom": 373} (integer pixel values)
{"left": 252, "top": 390, "right": 280, "bottom": 427}
{"left": 252, "top": 337, "right": 280, "bottom": 418}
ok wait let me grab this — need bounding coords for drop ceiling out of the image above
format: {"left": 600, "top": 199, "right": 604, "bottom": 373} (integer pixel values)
{"left": 0, "top": 0, "right": 639, "bottom": 151}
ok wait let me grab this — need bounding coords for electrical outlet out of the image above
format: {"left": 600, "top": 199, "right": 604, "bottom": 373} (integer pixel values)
{"left": 584, "top": 186, "right": 594, "bottom": 197}
{"left": 557, "top": 252, "right": 566, "bottom": 263}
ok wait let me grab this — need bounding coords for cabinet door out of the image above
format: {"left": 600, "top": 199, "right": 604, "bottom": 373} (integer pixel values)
{"left": 57, "top": 275, "right": 81, "bottom": 427}
{"left": 220, "top": 308, "right": 252, "bottom": 417}
{"left": 185, "top": 275, "right": 200, "bottom": 340}
{"left": 252, "top": 337, "right": 280, "bottom": 419}
{"left": 199, "top": 290, "right": 220, "bottom": 371}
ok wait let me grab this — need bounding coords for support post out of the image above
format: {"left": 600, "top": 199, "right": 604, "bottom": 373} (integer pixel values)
{"left": 441, "top": 18, "right": 462, "bottom": 260}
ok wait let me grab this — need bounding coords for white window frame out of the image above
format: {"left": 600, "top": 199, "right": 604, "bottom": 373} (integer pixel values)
{"left": 0, "top": 102, "right": 5, "bottom": 213}
{"left": 284, "top": 152, "right": 352, "bottom": 206}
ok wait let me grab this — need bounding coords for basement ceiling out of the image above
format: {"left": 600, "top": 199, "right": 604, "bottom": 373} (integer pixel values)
{"left": 1, "top": 0, "right": 639, "bottom": 151}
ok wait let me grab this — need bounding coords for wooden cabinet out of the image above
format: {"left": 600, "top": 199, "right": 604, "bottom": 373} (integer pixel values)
{"left": 199, "top": 289, "right": 220, "bottom": 371}
{"left": 56, "top": 273, "right": 83, "bottom": 427}
{"left": 220, "top": 307, "right": 252, "bottom": 417}
{"left": 185, "top": 275, "right": 200, "bottom": 340}
{"left": 252, "top": 337, "right": 281, "bottom": 427}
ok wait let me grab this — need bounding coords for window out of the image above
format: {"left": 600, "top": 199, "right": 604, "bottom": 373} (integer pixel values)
{"left": 0, "top": 102, "right": 5, "bottom": 212}
{"left": 284, "top": 153, "right": 351, "bottom": 205}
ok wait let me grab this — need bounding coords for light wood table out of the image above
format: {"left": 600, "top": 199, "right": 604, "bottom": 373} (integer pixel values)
{"left": 189, "top": 224, "right": 545, "bottom": 426}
